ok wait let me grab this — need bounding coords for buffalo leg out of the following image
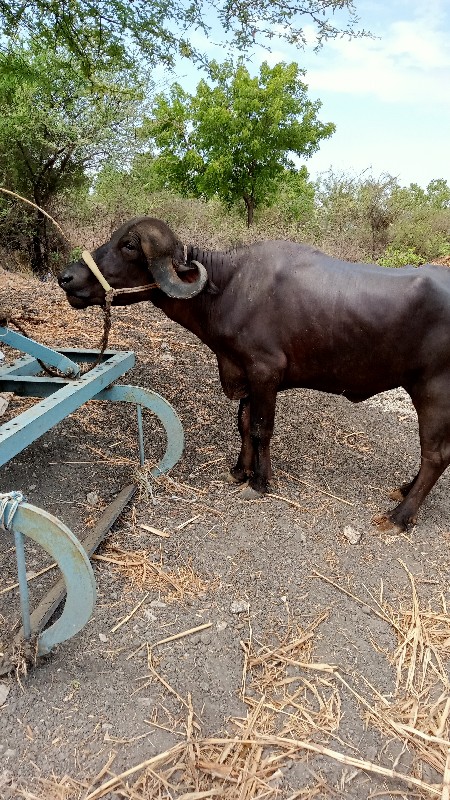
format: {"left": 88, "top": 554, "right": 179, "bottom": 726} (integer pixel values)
{"left": 374, "top": 385, "right": 450, "bottom": 530}
{"left": 229, "top": 397, "right": 253, "bottom": 483}
{"left": 240, "top": 383, "right": 277, "bottom": 497}
{"left": 389, "top": 474, "right": 418, "bottom": 501}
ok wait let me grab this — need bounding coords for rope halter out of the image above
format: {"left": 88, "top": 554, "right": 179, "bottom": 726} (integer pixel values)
{"left": 81, "top": 251, "right": 158, "bottom": 306}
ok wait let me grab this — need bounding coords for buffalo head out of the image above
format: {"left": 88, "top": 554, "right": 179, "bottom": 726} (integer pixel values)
{"left": 58, "top": 216, "right": 208, "bottom": 308}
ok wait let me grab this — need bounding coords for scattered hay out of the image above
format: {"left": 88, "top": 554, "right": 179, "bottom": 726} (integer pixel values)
{"left": 242, "top": 611, "right": 341, "bottom": 743}
{"left": 386, "top": 564, "right": 450, "bottom": 692}
{"left": 0, "top": 636, "right": 38, "bottom": 679}
{"left": 95, "top": 543, "right": 215, "bottom": 603}
{"left": 14, "top": 601, "right": 450, "bottom": 800}
{"left": 314, "top": 563, "right": 450, "bottom": 794}
{"left": 359, "top": 563, "right": 450, "bottom": 786}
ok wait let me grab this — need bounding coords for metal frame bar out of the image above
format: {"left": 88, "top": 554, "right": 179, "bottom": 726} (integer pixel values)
{"left": 0, "top": 350, "right": 135, "bottom": 466}
{"left": 3, "top": 499, "right": 97, "bottom": 656}
{"left": 0, "top": 331, "right": 185, "bottom": 662}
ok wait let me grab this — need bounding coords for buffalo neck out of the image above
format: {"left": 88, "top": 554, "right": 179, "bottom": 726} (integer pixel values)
{"left": 187, "top": 246, "right": 236, "bottom": 290}
{"left": 150, "top": 246, "right": 235, "bottom": 346}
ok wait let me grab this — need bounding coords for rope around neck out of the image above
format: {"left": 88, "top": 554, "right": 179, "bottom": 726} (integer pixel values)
{"left": 0, "top": 491, "right": 26, "bottom": 530}
{"left": 0, "top": 187, "right": 160, "bottom": 374}
{"left": 0, "top": 188, "right": 116, "bottom": 374}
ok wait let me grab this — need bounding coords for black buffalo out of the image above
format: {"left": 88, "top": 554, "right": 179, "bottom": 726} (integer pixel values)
{"left": 58, "top": 216, "right": 450, "bottom": 532}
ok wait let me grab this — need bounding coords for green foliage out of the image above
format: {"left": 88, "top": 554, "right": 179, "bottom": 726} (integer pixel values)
{"left": 0, "top": 41, "right": 149, "bottom": 272}
{"left": 310, "top": 171, "right": 396, "bottom": 260}
{"left": 0, "top": 1, "right": 367, "bottom": 77}
{"left": 377, "top": 245, "right": 423, "bottom": 268}
{"left": 386, "top": 179, "right": 450, "bottom": 262}
{"left": 143, "top": 60, "right": 334, "bottom": 225}
{"left": 308, "top": 171, "right": 450, "bottom": 263}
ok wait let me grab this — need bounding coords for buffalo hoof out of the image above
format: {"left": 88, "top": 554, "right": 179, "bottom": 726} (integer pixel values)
{"left": 388, "top": 487, "right": 405, "bottom": 502}
{"left": 222, "top": 470, "right": 248, "bottom": 485}
{"left": 240, "top": 485, "right": 264, "bottom": 500}
{"left": 371, "top": 512, "right": 405, "bottom": 534}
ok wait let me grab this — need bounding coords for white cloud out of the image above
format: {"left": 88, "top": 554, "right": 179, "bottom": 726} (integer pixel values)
{"left": 305, "top": 8, "right": 450, "bottom": 104}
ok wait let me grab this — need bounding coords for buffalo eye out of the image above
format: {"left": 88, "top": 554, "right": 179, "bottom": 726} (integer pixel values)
{"left": 122, "top": 241, "right": 137, "bottom": 252}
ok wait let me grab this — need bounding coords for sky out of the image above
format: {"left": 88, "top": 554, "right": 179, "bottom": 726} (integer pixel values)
{"left": 153, "top": 0, "right": 450, "bottom": 189}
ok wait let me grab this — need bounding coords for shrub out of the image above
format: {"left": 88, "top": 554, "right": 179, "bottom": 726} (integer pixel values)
{"left": 378, "top": 245, "right": 423, "bottom": 268}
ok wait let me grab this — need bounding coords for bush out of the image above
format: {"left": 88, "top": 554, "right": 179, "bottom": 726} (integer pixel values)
{"left": 378, "top": 245, "right": 423, "bottom": 268}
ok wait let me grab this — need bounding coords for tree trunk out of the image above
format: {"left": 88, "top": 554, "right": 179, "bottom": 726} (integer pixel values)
{"left": 243, "top": 194, "right": 255, "bottom": 227}
{"left": 30, "top": 211, "right": 49, "bottom": 276}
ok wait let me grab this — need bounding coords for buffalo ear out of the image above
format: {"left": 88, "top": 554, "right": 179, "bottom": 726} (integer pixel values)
{"left": 139, "top": 227, "right": 208, "bottom": 300}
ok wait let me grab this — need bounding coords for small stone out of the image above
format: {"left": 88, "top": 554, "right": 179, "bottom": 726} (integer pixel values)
{"left": 0, "top": 392, "right": 12, "bottom": 416}
{"left": 365, "top": 745, "right": 378, "bottom": 762}
{"left": 0, "top": 684, "right": 10, "bottom": 706}
{"left": 99, "top": 633, "right": 108, "bottom": 643}
{"left": 267, "top": 768, "right": 283, "bottom": 788}
{"left": 28, "top": 484, "right": 37, "bottom": 491}
{"left": 86, "top": 492, "right": 99, "bottom": 506}
{"left": 343, "top": 525, "right": 362, "bottom": 544}
{"left": 136, "top": 697, "right": 153, "bottom": 707}
{"left": 3, "top": 750, "right": 15, "bottom": 760}
{"left": 230, "top": 600, "right": 249, "bottom": 614}
{"left": 216, "top": 621, "right": 228, "bottom": 632}
{"left": 150, "top": 600, "right": 167, "bottom": 609}
{"left": 143, "top": 610, "right": 157, "bottom": 622}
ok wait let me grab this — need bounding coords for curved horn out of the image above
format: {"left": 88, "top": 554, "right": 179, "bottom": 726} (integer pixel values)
{"left": 150, "top": 256, "right": 208, "bottom": 299}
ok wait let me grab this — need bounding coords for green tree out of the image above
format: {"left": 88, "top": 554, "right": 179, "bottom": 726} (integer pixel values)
{"left": 0, "top": 43, "right": 148, "bottom": 272}
{"left": 387, "top": 179, "right": 450, "bottom": 261}
{"left": 0, "top": 1, "right": 368, "bottom": 76}
{"left": 144, "top": 60, "right": 334, "bottom": 226}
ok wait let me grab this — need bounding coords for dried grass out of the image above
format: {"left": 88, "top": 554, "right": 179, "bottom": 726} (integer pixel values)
{"left": 357, "top": 564, "right": 450, "bottom": 786}
{"left": 95, "top": 542, "right": 216, "bottom": 603}
{"left": 314, "top": 563, "right": 450, "bottom": 795}
{"left": 19, "top": 603, "right": 446, "bottom": 800}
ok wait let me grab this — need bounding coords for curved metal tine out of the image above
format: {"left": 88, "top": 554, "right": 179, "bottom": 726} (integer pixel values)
{"left": 95, "top": 385, "right": 184, "bottom": 475}
{"left": 7, "top": 501, "right": 96, "bottom": 656}
{"left": 0, "top": 327, "right": 80, "bottom": 377}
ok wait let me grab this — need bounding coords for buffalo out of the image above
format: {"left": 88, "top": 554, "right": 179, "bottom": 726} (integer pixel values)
{"left": 58, "top": 216, "right": 450, "bottom": 532}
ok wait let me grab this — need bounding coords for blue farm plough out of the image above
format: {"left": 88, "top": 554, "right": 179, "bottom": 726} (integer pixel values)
{"left": 0, "top": 325, "right": 183, "bottom": 670}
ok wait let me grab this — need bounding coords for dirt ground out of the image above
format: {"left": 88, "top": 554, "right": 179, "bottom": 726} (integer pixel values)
{"left": 0, "top": 266, "right": 449, "bottom": 800}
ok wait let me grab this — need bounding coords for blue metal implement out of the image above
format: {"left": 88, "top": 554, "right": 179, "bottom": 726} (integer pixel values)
{"left": 1, "top": 496, "right": 96, "bottom": 655}
{"left": 0, "top": 326, "right": 185, "bottom": 664}
{"left": 96, "top": 384, "right": 184, "bottom": 475}
{"left": 0, "top": 345, "right": 135, "bottom": 465}
{"left": 0, "top": 327, "right": 81, "bottom": 377}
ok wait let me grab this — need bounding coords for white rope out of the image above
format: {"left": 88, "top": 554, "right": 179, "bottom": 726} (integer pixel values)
{"left": 0, "top": 491, "right": 26, "bottom": 530}
{"left": 81, "top": 250, "right": 157, "bottom": 298}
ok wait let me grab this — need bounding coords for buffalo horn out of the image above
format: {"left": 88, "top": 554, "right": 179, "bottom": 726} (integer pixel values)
{"left": 150, "top": 256, "right": 208, "bottom": 299}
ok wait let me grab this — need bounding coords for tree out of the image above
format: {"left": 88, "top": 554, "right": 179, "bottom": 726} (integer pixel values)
{"left": 0, "top": 1, "right": 368, "bottom": 77}
{"left": 0, "top": 43, "right": 148, "bottom": 272}
{"left": 387, "top": 179, "right": 450, "bottom": 261}
{"left": 143, "top": 60, "right": 334, "bottom": 226}
{"left": 312, "top": 171, "right": 400, "bottom": 260}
